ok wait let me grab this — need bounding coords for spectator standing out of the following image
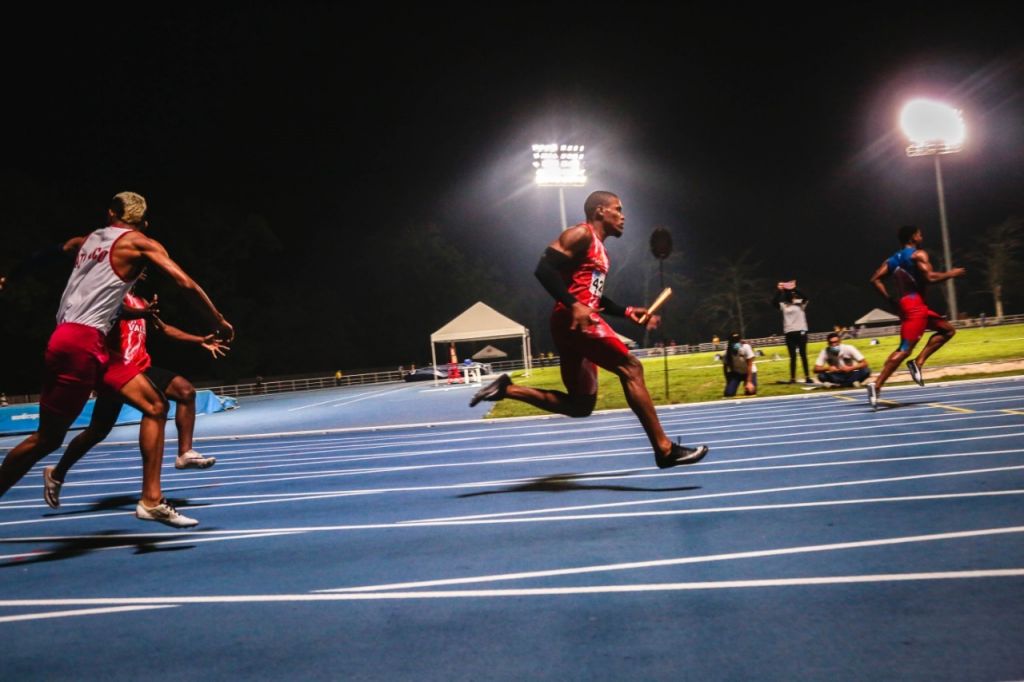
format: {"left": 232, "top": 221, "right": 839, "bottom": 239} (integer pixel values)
{"left": 772, "top": 280, "right": 811, "bottom": 384}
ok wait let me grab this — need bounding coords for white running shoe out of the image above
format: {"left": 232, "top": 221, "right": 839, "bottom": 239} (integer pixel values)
{"left": 175, "top": 450, "right": 216, "bottom": 470}
{"left": 866, "top": 383, "right": 879, "bottom": 410}
{"left": 43, "top": 466, "right": 62, "bottom": 509}
{"left": 135, "top": 499, "right": 199, "bottom": 528}
{"left": 906, "top": 359, "right": 925, "bottom": 387}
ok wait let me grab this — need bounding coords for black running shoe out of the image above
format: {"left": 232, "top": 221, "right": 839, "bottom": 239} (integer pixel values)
{"left": 906, "top": 359, "right": 925, "bottom": 387}
{"left": 469, "top": 374, "right": 512, "bottom": 407}
{"left": 655, "top": 441, "right": 709, "bottom": 469}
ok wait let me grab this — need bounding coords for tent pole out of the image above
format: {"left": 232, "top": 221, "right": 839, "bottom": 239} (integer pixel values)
{"left": 431, "top": 343, "right": 438, "bottom": 387}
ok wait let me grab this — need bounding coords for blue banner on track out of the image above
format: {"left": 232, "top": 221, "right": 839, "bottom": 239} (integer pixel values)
{"left": 0, "top": 390, "right": 237, "bottom": 436}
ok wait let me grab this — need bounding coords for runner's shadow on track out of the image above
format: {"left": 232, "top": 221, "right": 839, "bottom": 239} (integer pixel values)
{"left": 872, "top": 400, "right": 931, "bottom": 411}
{"left": 41, "top": 495, "right": 205, "bottom": 518}
{"left": 457, "top": 472, "right": 700, "bottom": 498}
{"left": 0, "top": 530, "right": 197, "bottom": 567}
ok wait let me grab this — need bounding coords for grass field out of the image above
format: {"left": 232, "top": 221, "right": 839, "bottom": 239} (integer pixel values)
{"left": 487, "top": 322, "right": 1024, "bottom": 418}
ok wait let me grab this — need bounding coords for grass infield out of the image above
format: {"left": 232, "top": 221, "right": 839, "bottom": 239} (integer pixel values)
{"left": 486, "top": 323, "right": 1024, "bottom": 418}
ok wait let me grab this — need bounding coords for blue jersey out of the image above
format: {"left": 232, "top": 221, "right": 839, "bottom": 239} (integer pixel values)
{"left": 885, "top": 246, "right": 926, "bottom": 299}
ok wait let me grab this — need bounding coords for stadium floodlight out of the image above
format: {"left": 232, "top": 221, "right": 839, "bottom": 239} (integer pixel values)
{"left": 532, "top": 143, "right": 586, "bottom": 230}
{"left": 900, "top": 99, "right": 965, "bottom": 321}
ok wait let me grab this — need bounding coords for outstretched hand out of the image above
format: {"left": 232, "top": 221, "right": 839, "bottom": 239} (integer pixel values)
{"left": 200, "top": 334, "right": 231, "bottom": 359}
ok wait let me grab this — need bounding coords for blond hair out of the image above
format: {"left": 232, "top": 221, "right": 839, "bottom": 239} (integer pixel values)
{"left": 110, "top": 191, "right": 147, "bottom": 225}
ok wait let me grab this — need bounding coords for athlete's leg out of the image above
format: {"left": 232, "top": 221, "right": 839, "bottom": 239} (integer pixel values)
{"left": 913, "top": 317, "right": 956, "bottom": 369}
{"left": 0, "top": 409, "right": 77, "bottom": 497}
{"left": 874, "top": 301, "right": 926, "bottom": 393}
{"left": 1, "top": 325, "right": 98, "bottom": 497}
{"left": 52, "top": 395, "right": 122, "bottom": 483}
{"left": 874, "top": 345, "right": 912, "bottom": 391}
{"left": 163, "top": 375, "right": 197, "bottom": 456}
{"left": 504, "top": 384, "right": 597, "bottom": 417}
{"left": 504, "top": 346, "right": 597, "bottom": 418}
{"left": 117, "top": 374, "right": 169, "bottom": 507}
{"left": 611, "top": 353, "right": 673, "bottom": 456}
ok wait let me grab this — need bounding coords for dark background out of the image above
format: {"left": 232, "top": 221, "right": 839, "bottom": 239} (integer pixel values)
{"left": 2, "top": 4, "right": 1021, "bottom": 393}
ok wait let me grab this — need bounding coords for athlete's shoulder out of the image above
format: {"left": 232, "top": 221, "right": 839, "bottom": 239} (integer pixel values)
{"left": 558, "top": 223, "right": 594, "bottom": 254}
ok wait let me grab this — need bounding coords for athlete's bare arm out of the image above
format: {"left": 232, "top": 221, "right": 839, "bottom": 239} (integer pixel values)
{"left": 62, "top": 235, "right": 86, "bottom": 253}
{"left": 113, "top": 232, "right": 234, "bottom": 342}
{"left": 869, "top": 260, "right": 892, "bottom": 302}
{"left": 152, "top": 316, "right": 230, "bottom": 358}
{"left": 912, "top": 250, "right": 966, "bottom": 282}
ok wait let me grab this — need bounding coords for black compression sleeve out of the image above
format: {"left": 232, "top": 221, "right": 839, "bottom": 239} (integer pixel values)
{"left": 599, "top": 296, "right": 626, "bottom": 317}
{"left": 534, "top": 248, "right": 578, "bottom": 308}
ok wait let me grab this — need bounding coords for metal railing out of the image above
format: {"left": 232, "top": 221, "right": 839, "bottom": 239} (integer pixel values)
{"left": 4, "top": 314, "right": 1021, "bottom": 405}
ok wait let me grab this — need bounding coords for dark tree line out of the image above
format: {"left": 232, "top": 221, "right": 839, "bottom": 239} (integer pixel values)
{"left": 3, "top": 185, "right": 1020, "bottom": 395}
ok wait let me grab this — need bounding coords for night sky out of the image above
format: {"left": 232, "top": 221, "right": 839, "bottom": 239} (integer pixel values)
{"left": 1, "top": 5, "right": 1022, "bottom": 393}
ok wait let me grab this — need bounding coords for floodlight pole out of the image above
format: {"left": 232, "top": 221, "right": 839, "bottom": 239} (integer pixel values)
{"left": 933, "top": 154, "right": 958, "bottom": 322}
{"left": 900, "top": 99, "right": 964, "bottom": 323}
{"left": 558, "top": 187, "right": 568, "bottom": 231}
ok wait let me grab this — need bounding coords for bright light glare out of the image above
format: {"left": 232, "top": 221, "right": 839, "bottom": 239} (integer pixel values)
{"left": 532, "top": 143, "right": 586, "bottom": 186}
{"left": 900, "top": 99, "right": 965, "bottom": 155}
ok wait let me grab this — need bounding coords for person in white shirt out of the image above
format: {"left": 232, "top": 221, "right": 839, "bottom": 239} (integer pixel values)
{"left": 814, "top": 332, "right": 871, "bottom": 387}
{"left": 722, "top": 331, "right": 757, "bottom": 397}
{"left": 772, "top": 280, "right": 811, "bottom": 384}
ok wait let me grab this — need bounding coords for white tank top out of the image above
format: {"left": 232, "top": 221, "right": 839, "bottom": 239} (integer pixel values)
{"left": 56, "top": 226, "right": 139, "bottom": 334}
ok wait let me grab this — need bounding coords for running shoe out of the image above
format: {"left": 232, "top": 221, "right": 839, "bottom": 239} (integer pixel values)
{"left": 906, "top": 359, "right": 925, "bottom": 387}
{"left": 469, "top": 374, "right": 511, "bottom": 407}
{"left": 42, "top": 466, "right": 62, "bottom": 509}
{"left": 866, "top": 383, "right": 879, "bottom": 410}
{"left": 655, "top": 441, "right": 710, "bottom": 469}
{"left": 175, "top": 450, "right": 216, "bottom": 470}
{"left": 135, "top": 499, "right": 199, "bottom": 528}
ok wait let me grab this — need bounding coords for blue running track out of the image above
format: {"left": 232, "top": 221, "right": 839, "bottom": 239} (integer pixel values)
{"left": 1, "top": 377, "right": 1023, "bottom": 680}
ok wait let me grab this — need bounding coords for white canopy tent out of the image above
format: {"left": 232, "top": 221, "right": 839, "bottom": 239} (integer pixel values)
{"left": 430, "top": 302, "right": 532, "bottom": 385}
{"left": 854, "top": 308, "right": 900, "bottom": 325}
{"left": 472, "top": 344, "right": 508, "bottom": 360}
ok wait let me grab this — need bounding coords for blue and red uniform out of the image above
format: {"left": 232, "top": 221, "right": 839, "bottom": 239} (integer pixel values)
{"left": 885, "top": 246, "right": 945, "bottom": 352}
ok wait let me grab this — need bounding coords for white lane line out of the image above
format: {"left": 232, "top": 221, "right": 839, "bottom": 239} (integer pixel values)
{"left": 59, "top": 378, "right": 1021, "bottom": 447}
{"left": 405, "top": 463, "right": 1024, "bottom": 523}
{"left": 0, "top": 604, "right": 179, "bottom": 623}
{"left": 2, "top": 569, "right": 1023, "bottom": 607}
{"left": 4, "top": 490, "right": 1024, "bottom": 560}
{"left": 29, "top": 393, "right": 1021, "bottom": 466}
{"left": 19, "top": 444, "right": 1024, "bottom": 514}
{"left": 0, "top": 530, "right": 304, "bottom": 559}
{"left": 286, "top": 385, "right": 410, "bottom": 412}
{"left": 321, "top": 525, "right": 1024, "bottom": 593}
{"left": 8, "top": 489, "right": 1024, "bottom": 544}
{"left": 385, "top": 489, "right": 1024, "bottom": 528}
{"left": 4, "top": 444, "right": 1024, "bottom": 523}
{"left": 8, "top": 424, "right": 1022, "bottom": 501}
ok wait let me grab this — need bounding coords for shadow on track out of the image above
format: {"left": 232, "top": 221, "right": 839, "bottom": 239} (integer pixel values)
{"left": 457, "top": 472, "right": 700, "bottom": 498}
{"left": 0, "top": 530, "right": 196, "bottom": 567}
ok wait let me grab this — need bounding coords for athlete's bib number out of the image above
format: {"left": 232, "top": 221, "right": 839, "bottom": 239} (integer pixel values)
{"left": 589, "top": 271, "right": 605, "bottom": 300}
